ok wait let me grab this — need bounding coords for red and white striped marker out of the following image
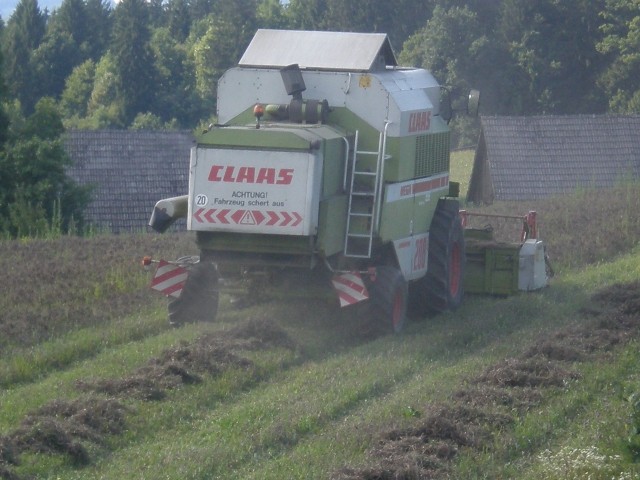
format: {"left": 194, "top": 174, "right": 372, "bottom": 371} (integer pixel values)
{"left": 150, "top": 260, "right": 189, "bottom": 298}
{"left": 331, "top": 272, "right": 369, "bottom": 307}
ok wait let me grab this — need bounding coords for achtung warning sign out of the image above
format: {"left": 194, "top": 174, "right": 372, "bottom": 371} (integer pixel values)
{"left": 189, "top": 147, "right": 320, "bottom": 236}
{"left": 240, "top": 210, "right": 255, "bottom": 225}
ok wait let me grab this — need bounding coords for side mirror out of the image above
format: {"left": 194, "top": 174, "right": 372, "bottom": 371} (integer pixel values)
{"left": 467, "top": 89, "right": 480, "bottom": 117}
{"left": 440, "top": 87, "right": 453, "bottom": 124}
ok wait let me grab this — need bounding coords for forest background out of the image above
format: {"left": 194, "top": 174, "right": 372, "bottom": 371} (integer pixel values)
{"left": 0, "top": 0, "right": 639, "bottom": 236}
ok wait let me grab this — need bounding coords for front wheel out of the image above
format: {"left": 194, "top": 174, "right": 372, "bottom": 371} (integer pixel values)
{"left": 168, "top": 260, "right": 219, "bottom": 325}
{"left": 368, "top": 266, "right": 408, "bottom": 333}
{"left": 411, "top": 199, "right": 465, "bottom": 315}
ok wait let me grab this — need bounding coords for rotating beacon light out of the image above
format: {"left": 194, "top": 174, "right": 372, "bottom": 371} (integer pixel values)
{"left": 253, "top": 103, "right": 264, "bottom": 129}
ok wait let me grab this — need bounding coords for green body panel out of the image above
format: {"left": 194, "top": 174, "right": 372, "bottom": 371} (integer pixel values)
{"left": 384, "top": 117, "right": 450, "bottom": 181}
{"left": 325, "top": 107, "right": 451, "bottom": 183}
{"left": 378, "top": 197, "right": 414, "bottom": 240}
{"left": 316, "top": 131, "right": 349, "bottom": 256}
{"left": 317, "top": 195, "right": 348, "bottom": 256}
{"left": 320, "top": 136, "right": 347, "bottom": 197}
{"left": 377, "top": 195, "right": 441, "bottom": 242}
{"left": 197, "top": 126, "right": 316, "bottom": 151}
{"left": 464, "top": 230, "right": 520, "bottom": 295}
{"left": 385, "top": 117, "right": 450, "bottom": 182}
{"left": 196, "top": 231, "right": 312, "bottom": 256}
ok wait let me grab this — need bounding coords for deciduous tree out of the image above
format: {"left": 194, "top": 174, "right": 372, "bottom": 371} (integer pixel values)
{"left": 597, "top": 0, "right": 640, "bottom": 113}
{"left": 0, "top": 98, "right": 90, "bottom": 236}
{"left": 60, "top": 59, "right": 95, "bottom": 122}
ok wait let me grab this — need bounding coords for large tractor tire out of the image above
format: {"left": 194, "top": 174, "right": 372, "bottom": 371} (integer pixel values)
{"left": 411, "top": 199, "right": 465, "bottom": 315}
{"left": 168, "top": 260, "right": 219, "bottom": 325}
{"left": 368, "top": 265, "right": 408, "bottom": 333}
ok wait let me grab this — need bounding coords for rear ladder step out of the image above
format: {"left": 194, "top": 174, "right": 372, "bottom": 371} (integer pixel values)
{"left": 344, "top": 128, "right": 391, "bottom": 258}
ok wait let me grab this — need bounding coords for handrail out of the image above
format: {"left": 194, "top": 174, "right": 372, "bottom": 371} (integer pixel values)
{"left": 459, "top": 210, "right": 538, "bottom": 242}
{"left": 374, "top": 121, "right": 392, "bottom": 232}
{"left": 341, "top": 135, "right": 351, "bottom": 192}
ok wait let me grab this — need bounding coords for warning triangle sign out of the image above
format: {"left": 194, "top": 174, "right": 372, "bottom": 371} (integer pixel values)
{"left": 239, "top": 210, "right": 256, "bottom": 225}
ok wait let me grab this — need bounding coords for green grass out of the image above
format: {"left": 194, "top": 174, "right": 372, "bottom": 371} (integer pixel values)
{"left": 449, "top": 251, "right": 640, "bottom": 479}
{"left": 0, "top": 308, "right": 167, "bottom": 387}
{"left": 455, "top": 341, "right": 640, "bottom": 480}
{"left": 450, "top": 148, "right": 474, "bottom": 199}
{"left": 6, "top": 251, "right": 639, "bottom": 479}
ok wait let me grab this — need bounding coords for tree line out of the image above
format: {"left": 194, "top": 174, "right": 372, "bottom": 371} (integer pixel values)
{"left": 0, "top": 0, "right": 638, "bottom": 236}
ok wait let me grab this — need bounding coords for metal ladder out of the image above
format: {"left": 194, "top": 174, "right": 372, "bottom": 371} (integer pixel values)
{"left": 344, "top": 126, "right": 390, "bottom": 258}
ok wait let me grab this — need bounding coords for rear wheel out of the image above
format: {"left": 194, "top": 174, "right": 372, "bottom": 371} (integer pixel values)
{"left": 368, "top": 266, "right": 408, "bottom": 333}
{"left": 168, "top": 260, "right": 219, "bottom": 325}
{"left": 411, "top": 199, "right": 465, "bottom": 314}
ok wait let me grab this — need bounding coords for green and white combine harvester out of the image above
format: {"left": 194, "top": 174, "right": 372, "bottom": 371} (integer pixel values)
{"left": 145, "top": 29, "right": 547, "bottom": 332}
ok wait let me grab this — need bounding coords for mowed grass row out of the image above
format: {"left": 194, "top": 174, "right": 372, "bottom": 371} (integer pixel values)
{"left": 0, "top": 307, "right": 169, "bottom": 388}
{"left": 11, "top": 251, "right": 636, "bottom": 479}
{"left": 455, "top": 253, "right": 640, "bottom": 479}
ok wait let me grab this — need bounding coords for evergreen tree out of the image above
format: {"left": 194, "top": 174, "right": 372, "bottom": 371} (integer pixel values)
{"left": 148, "top": 0, "right": 166, "bottom": 29}
{"left": 256, "top": 0, "right": 289, "bottom": 29}
{"left": 0, "top": 48, "right": 9, "bottom": 146}
{"left": 167, "top": 0, "right": 190, "bottom": 42}
{"left": 111, "top": 0, "right": 158, "bottom": 125}
{"left": 2, "top": 0, "right": 46, "bottom": 113}
{"left": 400, "top": 6, "right": 485, "bottom": 94}
{"left": 83, "top": 0, "right": 112, "bottom": 61}
{"left": 31, "top": 29, "right": 81, "bottom": 99}
{"left": 324, "top": 0, "right": 431, "bottom": 47}
{"left": 151, "top": 27, "right": 191, "bottom": 124}
{"left": 285, "top": 0, "right": 328, "bottom": 30}
{"left": 192, "top": 1, "right": 256, "bottom": 114}
{"left": 50, "top": 0, "right": 87, "bottom": 46}
{"left": 188, "top": 0, "right": 216, "bottom": 24}
{"left": 192, "top": 16, "right": 233, "bottom": 112}
{"left": 285, "top": 0, "right": 431, "bottom": 47}
{"left": 0, "top": 0, "right": 634, "bottom": 131}
{"left": 495, "top": 0, "right": 607, "bottom": 114}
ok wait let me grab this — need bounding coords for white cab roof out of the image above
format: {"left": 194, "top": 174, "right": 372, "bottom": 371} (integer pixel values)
{"left": 239, "top": 29, "right": 398, "bottom": 72}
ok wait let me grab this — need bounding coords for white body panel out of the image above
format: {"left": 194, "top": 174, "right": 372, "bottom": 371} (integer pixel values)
{"left": 393, "top": 233, "right": 429, "bottom": 281}
{"left": 518, "top": 239, "right": 548, "bottom": 291}
{"left": 239, "top": 30, "right": 395, "bottom": 72}
{"left": 217, "top": 67, "right": 441, "bottom": 138}
{"left": 188, "top": 147, "right": 322, "bottom": 236}
{"left": 384, "top": 173, "right": 450, "bottom": 204}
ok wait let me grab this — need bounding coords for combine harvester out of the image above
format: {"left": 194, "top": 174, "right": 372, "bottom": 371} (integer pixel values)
{"left": 144, "top": 29, "right": 547, "bottom": 332}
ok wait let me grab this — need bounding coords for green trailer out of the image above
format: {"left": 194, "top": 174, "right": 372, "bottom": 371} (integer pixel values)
{"left": 461, "top": 211, "right": 549, "bottom": 296}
